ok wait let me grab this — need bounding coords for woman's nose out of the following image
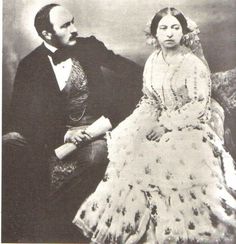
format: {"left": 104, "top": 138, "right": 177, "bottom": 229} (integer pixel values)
{"left": 166, "top": 29, "right": 173, "bottom": 38}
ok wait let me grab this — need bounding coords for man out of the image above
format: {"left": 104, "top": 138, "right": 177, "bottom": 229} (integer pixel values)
{"left": 2, "top": 3, "right": 142, "bottom": 242}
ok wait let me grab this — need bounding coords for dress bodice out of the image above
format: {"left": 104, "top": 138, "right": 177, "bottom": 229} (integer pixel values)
{"left": 144, "top": 50, "right": 194, "bottom": 109}
{"left": 142, "top": 49, "right": 212, "bottom": 130}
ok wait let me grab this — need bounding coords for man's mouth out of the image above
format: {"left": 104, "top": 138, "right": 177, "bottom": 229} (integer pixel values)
{"left": 70, "top": 33, "right": 78, "bottom": 41}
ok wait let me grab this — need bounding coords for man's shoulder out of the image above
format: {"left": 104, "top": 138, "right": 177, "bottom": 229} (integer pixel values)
{"left": 75, "top": 36, "right": 105, "bottom": 50}
{"left": 73, "top": 36, "right": 113, "bottom": 60}
{"left": 76, "top": 35, "right": 99, "bottom": 44}
{"left": 19, "top": 44, "right": 46, "bottom": 66}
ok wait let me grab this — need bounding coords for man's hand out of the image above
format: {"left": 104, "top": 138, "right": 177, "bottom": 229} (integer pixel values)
{"left": 146, "top": 126, "right": 166, "bottom": 142}
{"left": 64, "top": 128, "right": 92, "bottom": 145}
{"left": 2, "top": 132, "right": 27, "bottom": 146}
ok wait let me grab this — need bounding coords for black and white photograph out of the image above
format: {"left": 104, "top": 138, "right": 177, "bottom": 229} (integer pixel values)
{"left": 2, "top": 0, "right": 236, "bottom": 243}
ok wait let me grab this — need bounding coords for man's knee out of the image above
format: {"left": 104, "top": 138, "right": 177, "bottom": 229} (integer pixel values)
{"left": 66, "top": 138, "right": 108, "bottom": 169}
{"left": 3, "top": 133, "right": 29, "bottom": 156}
{"left": 88, "top": 139, "right": 108, "bottom": 165}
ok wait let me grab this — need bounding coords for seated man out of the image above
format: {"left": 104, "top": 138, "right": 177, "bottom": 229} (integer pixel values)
{"left": 2, "top": 3, "right": 142, "bottom": 242}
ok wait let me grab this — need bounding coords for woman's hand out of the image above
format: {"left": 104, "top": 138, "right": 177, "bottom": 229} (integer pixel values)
{"left": 146, "top": 126, "right": 166, "bottom": 142}
{"left": 64, "top": 129, "right": 92, "bottom": 145}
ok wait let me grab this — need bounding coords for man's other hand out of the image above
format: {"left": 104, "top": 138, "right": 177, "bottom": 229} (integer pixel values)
{"left": 2, "top": 132, "right": 27, "bottom": 146}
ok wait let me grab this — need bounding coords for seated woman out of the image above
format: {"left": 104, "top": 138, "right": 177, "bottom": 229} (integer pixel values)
{"left": 73, "top": 7, "right": 236, "bottom": 243}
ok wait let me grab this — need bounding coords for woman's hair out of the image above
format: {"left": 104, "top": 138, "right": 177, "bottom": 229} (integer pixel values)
{"left": 150, "top": 7, "right": 190, "bottom": 37}
{"left": 34, "top": 3, "right": 60, "bottom": 38}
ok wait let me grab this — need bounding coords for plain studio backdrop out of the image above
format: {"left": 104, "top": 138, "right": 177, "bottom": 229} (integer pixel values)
{"left": 2, "top": 0, "right": 236, "bottom": 127}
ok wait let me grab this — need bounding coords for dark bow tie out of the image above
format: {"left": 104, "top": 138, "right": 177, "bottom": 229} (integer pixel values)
{"left": 48, "top": 48, "right": 72, "bottom": 65}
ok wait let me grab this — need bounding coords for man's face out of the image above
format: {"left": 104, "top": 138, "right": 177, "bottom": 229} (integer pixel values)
{"left": 49, "top": 6, "right": 78, "bottom": 48}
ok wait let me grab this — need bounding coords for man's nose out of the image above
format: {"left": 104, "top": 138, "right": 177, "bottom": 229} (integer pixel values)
{"left": 70, "top": 24, "right": 77, "bottom": 33}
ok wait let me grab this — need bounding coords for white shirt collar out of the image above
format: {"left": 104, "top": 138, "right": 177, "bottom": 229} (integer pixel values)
{"left": 44, "top": 41, "right": 58, "bottom": 53}
{"left": 44, "top": 41, "right": 73, "bottom": 91}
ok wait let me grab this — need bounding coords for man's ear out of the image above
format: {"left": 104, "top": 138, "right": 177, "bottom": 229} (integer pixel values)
{"left": 42, "top": 30, "right": 52, "bottom": 41}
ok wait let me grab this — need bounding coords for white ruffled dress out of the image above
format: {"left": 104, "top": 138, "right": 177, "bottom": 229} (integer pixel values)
{"left": 73, "top": 50, "right": 236, "bottom": 244}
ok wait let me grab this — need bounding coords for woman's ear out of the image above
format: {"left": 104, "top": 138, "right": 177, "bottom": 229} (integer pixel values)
{"left": 42, "top": 30, "right": 52, "bottom": 41}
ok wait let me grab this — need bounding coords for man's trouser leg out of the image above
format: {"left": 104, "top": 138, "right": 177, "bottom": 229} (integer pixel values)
{"left": 48, "top": 138, "right": 109, "bottom": 242}
{"left": 2, "top": 138, "right": 50, "bottom": 242}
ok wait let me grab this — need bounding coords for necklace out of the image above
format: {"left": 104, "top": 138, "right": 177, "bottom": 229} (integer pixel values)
{"left": 161, "top": 49, "right": 184, "bottom": 66}
{"left": 168, "top": 52, "right": 186, "bottom": 107}
{"left": 161, "top": 52, "right": 171, "bottom": 66}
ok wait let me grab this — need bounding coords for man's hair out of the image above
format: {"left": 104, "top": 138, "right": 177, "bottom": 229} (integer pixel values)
{"left": 150, "top": 7, "right": 190, "bottom": 37}
{"left": 34, "top": 3, "right": 60, "bottom": 39}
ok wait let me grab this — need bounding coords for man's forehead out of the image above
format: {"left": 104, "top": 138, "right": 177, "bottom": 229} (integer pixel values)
{"left": 49, "top": 6, "right": 74, "bottom": 26}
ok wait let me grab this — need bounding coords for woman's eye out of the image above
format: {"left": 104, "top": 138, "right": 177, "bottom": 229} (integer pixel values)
{"left": 159, "top": 26, "right": 167, "bottom": 30}
{"left": 173, "top": 26, "right": 180, "bottom": 30}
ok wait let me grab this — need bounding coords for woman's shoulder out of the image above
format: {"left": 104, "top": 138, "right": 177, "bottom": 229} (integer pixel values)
{"left": 184, "top": 51, "right": 209, "bottom": 72}
{"left": 144, "top": 49, "right": 161, "bottom": 66}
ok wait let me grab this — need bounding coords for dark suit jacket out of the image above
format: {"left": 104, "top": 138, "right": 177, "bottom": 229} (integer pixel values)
{"left": 9, "top": 36, "right": 143, "bottom": 152}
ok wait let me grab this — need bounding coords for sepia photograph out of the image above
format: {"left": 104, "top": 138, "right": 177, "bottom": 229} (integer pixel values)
{"left": 2, "top": 0, "right": 236, "bottom": 243}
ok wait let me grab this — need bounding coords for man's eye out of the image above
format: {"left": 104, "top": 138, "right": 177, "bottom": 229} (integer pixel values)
{"left": 61, "top": 23, "right": 70, "bottom": 28}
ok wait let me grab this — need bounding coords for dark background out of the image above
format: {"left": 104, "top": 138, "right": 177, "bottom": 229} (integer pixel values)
{"left": 3, "top": 0, "right": 236, "bottom": 127}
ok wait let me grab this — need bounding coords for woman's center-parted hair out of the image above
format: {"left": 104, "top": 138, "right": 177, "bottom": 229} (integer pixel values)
{"left": 150, "top": 7, "right": 190, "bottom": 37}
{"left": 34, "top": 3, "right": 60, "bottom": 38}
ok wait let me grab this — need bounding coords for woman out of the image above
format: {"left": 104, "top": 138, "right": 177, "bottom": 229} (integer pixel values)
{"left": 73, "top": 7, "right": 236, "bottom": 243}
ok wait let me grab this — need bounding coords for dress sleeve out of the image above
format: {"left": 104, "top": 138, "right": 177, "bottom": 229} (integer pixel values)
{"left": 159, "top": 58, "right": 211, "bottom": 131}
{"left": 135, "top": 57, "right": 163, "bottom": 120}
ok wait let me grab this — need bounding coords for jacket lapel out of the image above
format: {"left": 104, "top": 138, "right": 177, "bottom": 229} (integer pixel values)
{"left": 37, "top": 44, "right": 62, "bottom": 94}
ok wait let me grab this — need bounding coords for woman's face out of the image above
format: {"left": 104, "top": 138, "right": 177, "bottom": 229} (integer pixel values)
{"left": 156, "top": 15, "right": 183, "bottom": 49}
